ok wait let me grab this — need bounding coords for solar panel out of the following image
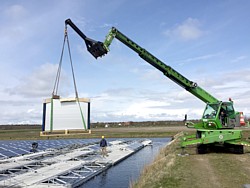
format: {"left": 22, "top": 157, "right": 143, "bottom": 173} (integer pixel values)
{"left": 0, "top": 139, "right": 100, "bottom": 159}
{"left": 0, "top": 138, "right": 140, "bottom": 160}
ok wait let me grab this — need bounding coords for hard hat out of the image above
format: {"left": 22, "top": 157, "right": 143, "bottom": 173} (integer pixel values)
{"left": 102, "top": 136, "right": 104, "bottom": 139}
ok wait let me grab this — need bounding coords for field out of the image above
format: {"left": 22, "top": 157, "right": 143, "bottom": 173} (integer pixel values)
{"left": 0, "top": 121, "right": 191, "bottom": 140}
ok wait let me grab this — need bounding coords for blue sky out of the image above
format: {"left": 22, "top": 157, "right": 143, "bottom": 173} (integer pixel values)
{"left": 0, "top": 0, "right": 250, "bottom": 124}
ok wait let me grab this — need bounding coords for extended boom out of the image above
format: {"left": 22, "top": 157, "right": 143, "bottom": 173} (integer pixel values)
{"left": 102, "top": 27, "right": 219, "bottom": 104}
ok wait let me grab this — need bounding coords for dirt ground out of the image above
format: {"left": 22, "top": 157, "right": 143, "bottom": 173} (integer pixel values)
{"left": 174, "top": 147, "right": 250, "bottom": 188}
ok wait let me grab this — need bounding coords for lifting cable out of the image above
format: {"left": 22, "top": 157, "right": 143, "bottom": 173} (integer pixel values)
{"left": 66, "top": 28, "right": 79, "bottom": 99}
{"left": 52, "top": 28, "right": 66, "bottom": 96}
{"left": 52, "top": 26, "right": 79, "bottom": 98}
{"left": 51, "top": 26, "right": 86, "bottom": 130}
{"left": 65, "top": 27, "right": 87, "bottom": 129}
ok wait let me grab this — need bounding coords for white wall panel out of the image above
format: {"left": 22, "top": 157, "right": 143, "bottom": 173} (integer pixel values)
{"left": 43, "top": 98, "right": 90, "bottom": 131}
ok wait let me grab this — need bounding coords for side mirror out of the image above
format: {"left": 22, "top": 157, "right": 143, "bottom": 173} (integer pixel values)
{"left": 184, "top": 114, "right": 187, "bottom": 122}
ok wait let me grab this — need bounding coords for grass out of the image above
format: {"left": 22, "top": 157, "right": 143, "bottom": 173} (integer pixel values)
{"left": 0, "top": 125, "right": 182, "bottom": 140}
{"left": 133, "top": 131, "right": 250, "bottom": 188}
{"left": 132, "top": 135, "right": 180, "bottom": 188}
{"left": 0, "top": 128, "right": 41, "bottom": 140}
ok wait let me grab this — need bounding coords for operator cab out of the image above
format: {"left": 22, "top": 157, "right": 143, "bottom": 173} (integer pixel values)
{"left": 202, "top": 102, "right": 236, "bottom": 129}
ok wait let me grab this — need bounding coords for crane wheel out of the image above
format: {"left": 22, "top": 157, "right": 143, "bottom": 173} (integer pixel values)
{"left": 233, "top": 145, "right": 244, "bottom": 154}
{"left": 196, "top": 144, "right": 207, "bottom": 154}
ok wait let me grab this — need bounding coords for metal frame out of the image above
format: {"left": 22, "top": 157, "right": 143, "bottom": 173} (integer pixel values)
{"left": 0, "top": 139, "right": 149, "bottom": 188}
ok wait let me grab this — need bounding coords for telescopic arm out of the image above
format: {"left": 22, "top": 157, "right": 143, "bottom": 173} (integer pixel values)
{"left": 101, "top": 27, "right": 219, "bottom": 104}
{"left": 64, "top": 19, "right": 219, "bottom": 104}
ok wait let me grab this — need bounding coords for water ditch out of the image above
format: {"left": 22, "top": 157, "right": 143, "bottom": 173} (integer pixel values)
{"left": 83, "top": 137, "right": 171, "bottom": 188}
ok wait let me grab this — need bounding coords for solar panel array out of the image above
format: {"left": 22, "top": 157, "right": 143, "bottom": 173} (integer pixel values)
{"left": 0, "top": 138, "right": 99, "bottom": 159}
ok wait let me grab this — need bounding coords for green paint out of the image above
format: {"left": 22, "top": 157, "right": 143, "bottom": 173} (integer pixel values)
{"left": 50, "top": 98, "right": 53, "bottom": 131}
{"left": 76, "top": 98, "right": 87, "bottom": 130}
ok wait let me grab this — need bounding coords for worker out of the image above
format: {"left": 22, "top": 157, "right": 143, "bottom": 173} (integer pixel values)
{"left": 30, "top": 142, "right": 38, "bottom": 152}
{"left": 220, "top": 106, "right": 227, "bottom": 126}
{"left": 100, "top": 136, "right": 108, "bottom": 157}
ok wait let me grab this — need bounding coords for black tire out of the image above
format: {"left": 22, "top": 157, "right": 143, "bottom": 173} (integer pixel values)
{"left": 224, "top": 143, "right": 244, "bottom": 154}
{"left": 234, "top": 145, "right": 244, "bottom": 154}
{"left": 197, "top": 144, "right": 207, "bottom": 154}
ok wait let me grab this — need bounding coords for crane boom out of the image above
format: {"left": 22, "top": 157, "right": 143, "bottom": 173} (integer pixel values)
{"left": 65, "top": 19, "right": 220, "bottom": 103}
{"left": 102, "top": 27, "right": 219, "bottom": 104}
{"left": 65, "top": 19, "right": 218, "bottom": 104}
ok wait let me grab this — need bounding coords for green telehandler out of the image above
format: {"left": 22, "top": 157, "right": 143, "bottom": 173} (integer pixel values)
{"left": 65, "top": 19, "right": 250, "bottom": 154}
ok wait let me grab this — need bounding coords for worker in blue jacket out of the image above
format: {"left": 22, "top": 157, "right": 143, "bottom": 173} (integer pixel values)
{"left": 100, "top": 136, "right": 108, "bottom": 157}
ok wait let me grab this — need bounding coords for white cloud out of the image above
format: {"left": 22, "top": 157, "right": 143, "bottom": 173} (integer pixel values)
{"left": 164, "top": 18, "right": 204, "bottom": 41}
{"left": 4, "top": 63, "right": 67, "bottom": 98}
{"left": 174, "top": 53, "right": 222, "bottom": 66}
{"left": 89, "top": 86, "right": 205, "bottom": 122}
{"left": 140, "top": 68, "right": 163, "bottom": 80}
{"left": 0, "top": 98, "right": 42, "bottom": 124}
{"left": 0, "top": 63, "right": 72, "bottom": 124}
{"left": 231, "top": 56, "right": 247, "bottom": 63}
{"left": 4, "top": 4, "right": 27, "bottom": 20}
{"left": 1, "top": 5, "right": 29, "bottom": 46}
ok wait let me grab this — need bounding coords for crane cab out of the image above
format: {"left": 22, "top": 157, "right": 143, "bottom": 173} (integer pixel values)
{"left": 202, "top": 102, "right": 237, "bottom": 129}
